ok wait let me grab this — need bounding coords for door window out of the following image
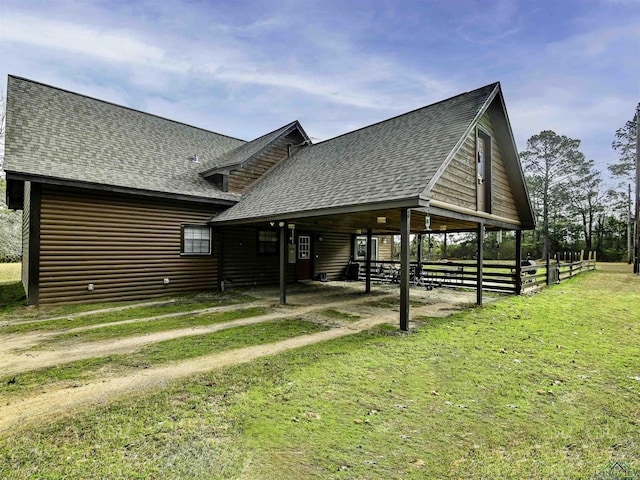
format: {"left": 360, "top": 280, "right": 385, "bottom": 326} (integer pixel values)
{"left": 298, "top": 235, "right": 310, "bottom": 260}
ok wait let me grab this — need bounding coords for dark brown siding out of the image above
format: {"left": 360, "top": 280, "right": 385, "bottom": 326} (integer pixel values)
{"left": 220, "top": 226, "right": 296, "bottom": 287}
{"left": 22, "top": 182, "right": 31, "bottom": 291}
{"left": 21, "top": 181, "right": 41, "bottom": 304}
{"left": 38, "top": 185, "right": 221, "bottom": 304}
{"left": 21, "top": 182, "right": 31, "bottom": 292}
{"left": 227, "top": 132, "right": 304, "bottom": 194}
{"left": 313, "top": 232, "right": 351, "bottom": 280}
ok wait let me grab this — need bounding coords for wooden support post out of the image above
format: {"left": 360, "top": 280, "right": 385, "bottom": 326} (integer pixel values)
{"left": 279, "top": 224, "right": 286, "bottom": 305}
{"left": 476, "top": 223, "right": 484, "bottom": 305}
{"left": 515, "top": 230, "right": 522, "bottom": 295}
{"left": 416, "top": 233, "right": 423, "bottom": 275}
{"left": 546, "top": 253, "right": 551, "bottom": 285}
{"left": 443, "top": 232, "right": 448, "bottom": 258}
{"left": 365, "top": 228, "right": 372, "bottom": 294}
{"left": 400, "top": 208, "right": 411, "bottom": 331}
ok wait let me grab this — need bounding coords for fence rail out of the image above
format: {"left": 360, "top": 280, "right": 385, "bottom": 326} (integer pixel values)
{"left": 352, "top": 252, "right": 596, "bottom": 295}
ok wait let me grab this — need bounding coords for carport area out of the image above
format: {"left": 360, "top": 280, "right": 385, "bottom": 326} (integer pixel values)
{"left": 214, "top": 204, "right": 526, "bottom": 331}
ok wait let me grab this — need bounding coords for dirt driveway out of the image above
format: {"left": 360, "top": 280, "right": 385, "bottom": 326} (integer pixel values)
{"left": 0, "top": 282, "right": 490, "bottom": 433}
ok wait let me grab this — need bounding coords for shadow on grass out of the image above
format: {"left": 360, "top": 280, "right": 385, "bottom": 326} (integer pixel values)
{"left": 0, "top": 282, "right": 26, "bottom": 314}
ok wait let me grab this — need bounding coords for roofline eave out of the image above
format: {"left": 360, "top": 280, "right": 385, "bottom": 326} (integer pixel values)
{"left": 209, "top": 196, "right": 428, "bottom": 225}
{"left": 5, "top": 171, "right": 240, "bottom": 206}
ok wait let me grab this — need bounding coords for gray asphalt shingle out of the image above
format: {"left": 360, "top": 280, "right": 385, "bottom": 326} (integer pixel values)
{"left": 213, "top": 83, "right": 498, "bottom": 222}
{"left": 198, "top": 121, "right": 307, "bottom": 177}
{"left": 4, "top": 76, "right": 246, "bottom": 201}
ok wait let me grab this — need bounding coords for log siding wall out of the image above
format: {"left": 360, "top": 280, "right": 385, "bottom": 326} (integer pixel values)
{"left": 37, "top": 185, "right": 222, "bottom": 304}
{"left": 220, "top": 226, "right": 296, "bottom": 287}
{"left": 314, "top": 232, "right": 352, "bottom": 280}
{"left": 21, "top": 182, "right": 32, "bottom": 296}
{"left": 430, "top": 112, "right": 519, "bottom": 222}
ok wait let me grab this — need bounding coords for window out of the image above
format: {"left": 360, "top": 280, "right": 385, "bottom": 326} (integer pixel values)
{"left": 354, "top": 236, "right": 378, "bottom": 261}
{"left": 182, "top": 225, "right": 211, "bottom": 255}
{"left": 258, "top": 230, "right": 278, "bottom": 255}
{"left": 298, "top": 235, "right": 310, "bottom": 259}
{"left": 476, "top": 128, "right": 492, "bottom": 213}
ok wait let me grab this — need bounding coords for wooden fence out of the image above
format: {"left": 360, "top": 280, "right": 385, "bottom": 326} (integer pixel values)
{"left": 354, "top": 252, "right": 597, "bottom": 295}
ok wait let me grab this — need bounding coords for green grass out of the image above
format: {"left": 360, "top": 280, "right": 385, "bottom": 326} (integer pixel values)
{"left": 0, "top": 282, "right": 26, "bottom": 314}
{"left": 37, "top": 306, "right": 269, "bottom": 344}
{"left": 0, "top": 263, "right": 21, "bottom": 284}
{"left": 0, "top": 289, "right": 256, "bottom": 326}
{"left": 0, "top": 268, "right": 639, "bottom": 479}
{"left": 1, "top": 293, "right": 259, "bottom": 334}
{"left": 0, "top": 318, "right": 328, "bottom": 400}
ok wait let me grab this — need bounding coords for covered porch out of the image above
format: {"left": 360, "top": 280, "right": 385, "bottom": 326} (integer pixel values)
{"left": 215, "top": 202, "right": 526, "bottom": 331}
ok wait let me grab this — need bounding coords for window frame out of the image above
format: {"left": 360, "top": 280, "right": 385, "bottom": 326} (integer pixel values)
{"left": 257, "top": 229, "right": 279, "bottom": 256}
{"left": 181, "top": 224, "right": 212, "bottom": 256}
{"left": 476, "top": 127, "right": 493, "bottom": 213}
{"left": 354, "top": 236, "right": 379, "bottom": 261}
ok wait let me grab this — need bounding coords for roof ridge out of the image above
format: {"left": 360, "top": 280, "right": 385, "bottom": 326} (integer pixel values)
{"left": 310, "top": 82, "right": 500, "bottom": 148}
{"left": 7, "top": 74, "right": 247, "bottom": 143}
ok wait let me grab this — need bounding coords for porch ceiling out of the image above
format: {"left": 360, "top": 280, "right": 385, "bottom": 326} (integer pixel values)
{"left": 221, "top": 208, "right": 494, "bottom": 235}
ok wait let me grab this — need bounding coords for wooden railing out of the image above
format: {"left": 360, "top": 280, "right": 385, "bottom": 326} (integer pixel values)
{"left": 352, "top": 253, "right": 597, "bottom": 295}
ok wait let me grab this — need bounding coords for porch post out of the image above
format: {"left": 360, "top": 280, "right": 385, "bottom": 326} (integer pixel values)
{"left": 416, "top": 233, "right": 423, "bottom": 270}
{"left": 515, "top": 230, "right": 522, "bottom": 295}
{"left": 476, "top": 222, "right": 484, "bottom": 305}
{"left": 400, "top": 208, "right": 411, "bottom": 331}
{"left": 279, "top": 224, "right": 287, "bottom": 305}
{"left": 365, "top": 228, "right": 372, "bottom": 293}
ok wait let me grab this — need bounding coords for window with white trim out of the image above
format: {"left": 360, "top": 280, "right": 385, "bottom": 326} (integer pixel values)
{"left": 182, "top": 225, "right": 211, "bottom": 255}
{"left": 354, "top": 236, "right": 379, "bottom": 261}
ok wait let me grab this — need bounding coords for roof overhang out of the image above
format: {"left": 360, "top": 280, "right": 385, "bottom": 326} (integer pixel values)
{"left": 5, "top": 172, "right": 239, "bottom": 206}
{"left": 210, "top": 196, "right": 525, "bottom": 234}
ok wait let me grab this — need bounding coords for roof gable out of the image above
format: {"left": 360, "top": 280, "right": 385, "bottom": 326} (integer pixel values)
{"left": 212, "top": 83, "right": 499, "bottom": 223}
{"left": 3, "top": 76, "right": 246, "bottom": 202}
{"left": 199, "top": 121, "right": 309, "bottom": 177}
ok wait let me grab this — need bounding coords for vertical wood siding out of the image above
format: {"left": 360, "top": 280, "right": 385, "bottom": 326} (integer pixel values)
{"left": 314, "top": 232, "right": 352, "bottom": 280}
{"left": 38, "top": 185, "right": 221, "bottom": 304}
{"left": 430, "top": 112, "right": 519, "bottom": 222}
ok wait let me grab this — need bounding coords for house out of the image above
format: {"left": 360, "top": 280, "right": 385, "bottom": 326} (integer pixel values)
{"left": 3, "top": 75, "right": 535, "bottom": 329}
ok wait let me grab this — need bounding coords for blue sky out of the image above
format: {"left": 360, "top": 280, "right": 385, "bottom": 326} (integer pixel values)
{"left": 1, "top": 0, "right": 638, "bottom": 182}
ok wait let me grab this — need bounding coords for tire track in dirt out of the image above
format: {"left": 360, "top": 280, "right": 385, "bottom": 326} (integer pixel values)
{"left": 0, "top": 295, "right": 396, "bottom": 376}
{"left": 0, "top": 314, "right": 394, "bottom": 434}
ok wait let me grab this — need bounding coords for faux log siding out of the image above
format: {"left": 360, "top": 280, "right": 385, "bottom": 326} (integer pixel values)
{"left": 314, "top": 232, "right": 352, "bottom": 280}
{"left": 430, "top": 113, "right": 519, "bottom": 221}
{"left": 38, "top": 187, "right": 221, "bottom": 304}
{"left": 227, "top": 132, "right": 301, "bottom": 194}
{"left": 476, "top": 114, "right": 519, "bottom": 220}
{"left": 220, "top": 226, "right": 295, "bottom": 287}
{"left": 21, "top": 181, "right": 31, "bottom": 291}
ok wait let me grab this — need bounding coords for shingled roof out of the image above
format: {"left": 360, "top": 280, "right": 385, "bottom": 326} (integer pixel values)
{"left": 4, "top": 76, "right": 246, "bottom": 202}
{"left": 199, "top": 121, "right": 309, "bottom": 178}
{"left": 212, "top": 82, "right": 500, "bottom": 223}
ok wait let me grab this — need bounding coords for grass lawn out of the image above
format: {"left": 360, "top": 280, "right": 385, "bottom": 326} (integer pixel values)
{"left": 0, "top": 267, "right": 638, "bottom": 479}
{"left": 0, "top": 262, "right": 21, "bottom": 284}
